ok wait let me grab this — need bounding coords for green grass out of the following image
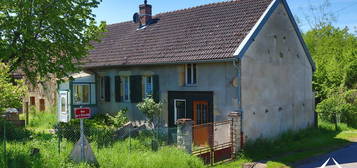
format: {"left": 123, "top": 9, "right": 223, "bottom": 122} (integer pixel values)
{"left": 0, "top": 132, "right": 204, "bottom": 168}
{"left": 19, "top": 107, "right": 57, "bottom": 131}
{"left": 215, "top": 121, "right": 357, "bottom": 168}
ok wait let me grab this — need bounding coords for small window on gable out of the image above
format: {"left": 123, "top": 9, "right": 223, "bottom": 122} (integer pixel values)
{"left": 185, "top": 64, "right": 197, "bottom": 85}
{"left": 144, "top": 76, "right": 153, "bottom": 98}
{"left": 122, "top": 76, "right": 130, "bottom": 102}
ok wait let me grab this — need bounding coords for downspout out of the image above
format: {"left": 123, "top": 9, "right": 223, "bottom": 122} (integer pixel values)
{"left": 233, "top": 59, "right": 244, "bottom": 148}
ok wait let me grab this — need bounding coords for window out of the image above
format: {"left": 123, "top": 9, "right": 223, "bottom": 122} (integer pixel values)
{"left": 122, "top": 76, "right": 130, "bottom": 102}
{"left": 174, "top": 99, "right": 186, "bottom": 123}
{"left": 61, "top": 97, "right": 67, "bottom": 113}
{"left": 39, "top": 99, "right": 45, "bottom": 111}
{"left": 100, "top": 76, "right": 105, "bottom": 100}
{"left": 185, "top": 64, "right": 197, "bottom": 85}
{"left": 73, "top": 84, "right": 90, "bottom": 104}
{"left": 144, "top": 76, "right": 153, "bottom": 98}
{"left": 30, "top": 97, "right": 36, "bottom": 106}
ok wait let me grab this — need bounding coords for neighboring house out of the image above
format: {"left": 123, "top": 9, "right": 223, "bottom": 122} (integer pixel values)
{"left": 58, "top": 0, "right": 315, "bottom": 141}
{"left": 11, "top": 70, "right": 57, "bottom": 113}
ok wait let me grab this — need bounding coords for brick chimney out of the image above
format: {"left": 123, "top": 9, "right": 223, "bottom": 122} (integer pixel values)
{"left": 139, "top": 0, "right": 152, "bottom": 26}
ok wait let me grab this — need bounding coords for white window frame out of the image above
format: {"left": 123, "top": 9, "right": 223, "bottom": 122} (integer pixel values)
{"left": 174, "top": 99, "right": 186, "bottom": 123}
{"left": 122, "top": 76, "right": 130, "bottom": 102}
{"left": 144, "top": 76, "right": 153, "bottom": 98}
{"left": 185, "top": 64, "right": 197, "bottom": 85}
{"left": 73, "top": 84, "right": 90, "bottom": 105}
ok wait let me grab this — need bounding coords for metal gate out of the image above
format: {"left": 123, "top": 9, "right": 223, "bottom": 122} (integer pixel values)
{"left": 192, "top": 119, "right": 234, "bottom": 165}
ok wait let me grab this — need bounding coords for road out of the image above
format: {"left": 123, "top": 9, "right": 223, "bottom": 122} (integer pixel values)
{"left": 296, "top": 143, "right": 357, "bottom": 168}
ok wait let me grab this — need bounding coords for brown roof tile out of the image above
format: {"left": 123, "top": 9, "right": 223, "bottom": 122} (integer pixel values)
{"left": 84, "top": 0, "right": 273, "bottom": 68}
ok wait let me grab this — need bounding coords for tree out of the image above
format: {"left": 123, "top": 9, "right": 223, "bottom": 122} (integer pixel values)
{"left": 0, "top": 63, "right": 27, "bottom": 113}
{"left": 0, "top": 0, "right": 106, "bottom": 83}
{"left": 303, "top": 25, "right": 357, "bottom": 102}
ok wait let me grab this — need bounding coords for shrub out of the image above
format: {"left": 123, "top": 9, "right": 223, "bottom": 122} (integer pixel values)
{"left": 0, "top": 119, "right": 31, "bottom": 141}
{"left": 137, "top": 98, "right": 163, "bottom": 128}
{"left": 316, "top": 91, "right": 357, "bottom": 127}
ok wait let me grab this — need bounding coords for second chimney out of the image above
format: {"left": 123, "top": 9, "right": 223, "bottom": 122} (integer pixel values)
{"left": 139, "top": 0, "right": 152, "bottom": 26}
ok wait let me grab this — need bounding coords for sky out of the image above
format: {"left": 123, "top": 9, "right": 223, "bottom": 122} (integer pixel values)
{"left": 93, "top": 0, "right": 357, "bottom": 33}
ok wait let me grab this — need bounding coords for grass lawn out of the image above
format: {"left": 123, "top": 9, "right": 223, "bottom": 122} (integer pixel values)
{"left": 3, "top": 110, "right": 205, "bottom": 168}
{"left": 215, "top": 121, "right": 357, "bottom": 168}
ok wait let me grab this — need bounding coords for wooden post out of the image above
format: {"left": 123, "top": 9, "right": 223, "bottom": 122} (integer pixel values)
{"left": 25, "top": 102, "right": 29, "bottom": 125}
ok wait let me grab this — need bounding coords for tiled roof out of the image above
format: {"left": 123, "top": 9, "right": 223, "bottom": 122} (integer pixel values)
{"left": 83, "top": 0, "right": 273, "bottom": 68}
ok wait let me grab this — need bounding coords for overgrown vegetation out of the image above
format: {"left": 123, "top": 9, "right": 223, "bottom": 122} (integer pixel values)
{"left": 215, "top": 121, "right": 357, "bottom": 168}
{"left": 0, "top": 133, "right": 204, "bottom": 168}
{"left": 1, "top": 107, "right": 203, "bottom": 168}
{"left": 0, "top": 63, "right": 27, "bottom": 113}
{"left": 305, "top": 24, "right": 357, "bottom": 128}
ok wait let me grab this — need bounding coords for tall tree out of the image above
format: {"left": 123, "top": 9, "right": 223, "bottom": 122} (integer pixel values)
{"left": 304, "top": 25, "right": 357, "bottom": 102}
{"left": 0, "top": 0, "right": 106, "bottom": 83}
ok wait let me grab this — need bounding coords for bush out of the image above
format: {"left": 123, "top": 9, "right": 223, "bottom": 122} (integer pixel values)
{"left": 56, "top": 109, "right": 129, "bottom": 146}
{"left": 0, "top": 119, "right": 31, "bottom": 141}
{"left": 316, "top": 91, "right": 357, "bottom": 127}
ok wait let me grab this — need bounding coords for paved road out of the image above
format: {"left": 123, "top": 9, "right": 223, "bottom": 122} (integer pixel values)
{"left": 296, "top": 143, "right": 357, "bottom": 168}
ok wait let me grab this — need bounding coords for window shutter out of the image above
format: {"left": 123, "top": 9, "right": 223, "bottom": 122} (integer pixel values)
{"left": 104, "top": 76, "right": 111, "bottom": 102}
{"left": 130, "top": 75, "right": 142, "bottom": 103}
{"left": 153, "top": 75, "right": 160, "bottom": 102}
{"left": 115, "top": 76, "right": 121, "bottom": 102}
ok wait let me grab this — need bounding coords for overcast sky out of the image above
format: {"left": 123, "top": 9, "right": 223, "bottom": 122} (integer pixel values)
{"left": 93, "top": 0, "right": 357, "bottom": 33}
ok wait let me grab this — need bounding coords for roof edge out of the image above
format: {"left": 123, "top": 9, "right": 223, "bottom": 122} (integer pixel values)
{"left": 233, "top": 0, "right": 316, "bottom": 72}
{"left": 281, "top": 0, "right": 316, "bottom": 71}
{"left": 233, "top": 0, "right": 279, "bottom": 58}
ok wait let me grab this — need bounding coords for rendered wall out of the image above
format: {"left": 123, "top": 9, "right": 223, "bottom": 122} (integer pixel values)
{"left": 92, "top": 62, "right": 240, "bottom": 125}
{"left": 241, "top": 3, "right": 314, "bottom": 141}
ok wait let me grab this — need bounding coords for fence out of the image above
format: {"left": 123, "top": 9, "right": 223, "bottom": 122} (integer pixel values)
{"left": 0, "top": 118, "right": 179, "bottom": 167}
{"left": 192, "top": 119, "right": 234, "bottom": 165}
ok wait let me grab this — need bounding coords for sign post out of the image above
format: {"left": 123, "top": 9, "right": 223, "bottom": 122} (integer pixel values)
{"left": 74, "top": 107, "right": 91, "bottom": 162}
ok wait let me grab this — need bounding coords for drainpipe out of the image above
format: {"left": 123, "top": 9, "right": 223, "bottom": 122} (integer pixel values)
{"left": 233, "top": 59, "right": 244, "bottom": 148}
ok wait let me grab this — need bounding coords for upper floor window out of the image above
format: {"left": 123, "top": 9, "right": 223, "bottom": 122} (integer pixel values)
{"left": 122, "top": 76, "right": 130, "bottom": 102}
{"left": 144, "top": 76, "right": 153, "bottom": 98}
{"left": 185, "top": 64, "right": 197, "bottom": 85}
{"left": 73, "top": 84, "right": 90, "bottom": 104}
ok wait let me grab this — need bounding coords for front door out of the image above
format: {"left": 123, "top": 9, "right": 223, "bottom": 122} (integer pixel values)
{"left": 59, "top": 91, "right": 70, "bottom": 123}
{"left": 192, "top": 100, "right": 212, "bottom": 147}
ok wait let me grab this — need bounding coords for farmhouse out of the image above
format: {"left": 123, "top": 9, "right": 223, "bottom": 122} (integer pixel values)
{"left": 58, "top": 0, "right": 315, "bottom": 144}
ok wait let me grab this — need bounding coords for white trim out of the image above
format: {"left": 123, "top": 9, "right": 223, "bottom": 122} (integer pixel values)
{"left": 233, "top": 0, "right": 278, "bottom": 56}
{"left": 174, "top": 99, "right": 186, "bottom": 123}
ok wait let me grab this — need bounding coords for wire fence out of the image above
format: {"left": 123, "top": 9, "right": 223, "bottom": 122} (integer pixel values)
{"left": 0, "top": 118, "right": 179, "bottom": 167}
{"left": 55, "top": 123, "right": 179, "bottom": 152}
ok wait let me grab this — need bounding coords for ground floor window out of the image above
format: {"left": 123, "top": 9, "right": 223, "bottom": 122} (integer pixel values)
{"left": 122, "top": 76, "right": 130, "bottom": 102}
{"left": 174, "top": 99, "right": 186, "bottom": 123}
{"left": 73, "top": 84, "right": 90, "bottom": 104}
{"left": 144, "top": 76, "right": 153, "bottom": 98}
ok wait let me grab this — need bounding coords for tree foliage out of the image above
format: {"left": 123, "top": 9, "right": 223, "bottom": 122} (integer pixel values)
{"left": 304, "top": 25, "right": 357, "bottom": 101}
{"left": 0, "top": 63, "right": 27, "bottom": 113}
{"left": 0, "top": 0, "right": 106, "bottom": 83}
{"left": 304, "top": 25, "right": 357, "bottom": 127}
{"left": 137, "top": 98, "right": 163, "bottom": 128}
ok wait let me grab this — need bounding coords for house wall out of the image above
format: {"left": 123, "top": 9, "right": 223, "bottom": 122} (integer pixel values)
{"left": 92, "top": 62, "right": 240, "bottom": 125}
{"left": 241, "top": 3, "right": 314, "bottom": 141}
{"left": 24, "top": 79, "right": 57, "bottom": 112}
